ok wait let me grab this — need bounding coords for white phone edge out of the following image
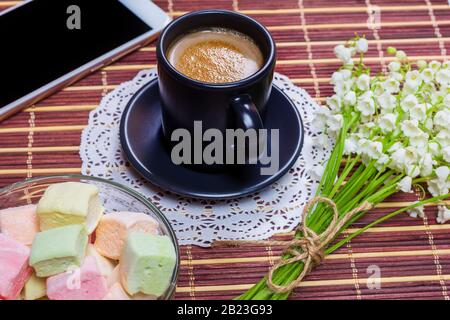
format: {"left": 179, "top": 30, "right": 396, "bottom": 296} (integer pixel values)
{"left": 0, "top": 0, "right": 171, "bottom": 122}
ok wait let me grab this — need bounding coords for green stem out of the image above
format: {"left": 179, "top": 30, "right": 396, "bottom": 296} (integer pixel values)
{"left": 327, "top": 193, "right": 450, "bottom": 253}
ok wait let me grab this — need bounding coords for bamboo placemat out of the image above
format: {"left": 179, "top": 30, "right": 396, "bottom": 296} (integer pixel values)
{"left": 1, "top": 0, "right": 450, "bottom": 300}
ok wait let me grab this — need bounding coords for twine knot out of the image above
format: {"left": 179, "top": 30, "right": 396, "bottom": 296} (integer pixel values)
{"left": 213, "top": 196, "right": 373, "bottom": 294}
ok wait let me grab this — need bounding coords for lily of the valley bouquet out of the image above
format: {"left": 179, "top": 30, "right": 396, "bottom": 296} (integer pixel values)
{"left": 237, "top": 37, "right": 450, "bottom": 300}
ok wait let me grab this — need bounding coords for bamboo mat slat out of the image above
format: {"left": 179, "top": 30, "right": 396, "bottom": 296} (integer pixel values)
{"left": 1, "top": 0, "right": 450, "bottom": 300}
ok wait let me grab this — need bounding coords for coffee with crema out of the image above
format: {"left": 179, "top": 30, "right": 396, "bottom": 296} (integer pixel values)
{"left": 166, "top": 28, "right": 264, "bottom": 84}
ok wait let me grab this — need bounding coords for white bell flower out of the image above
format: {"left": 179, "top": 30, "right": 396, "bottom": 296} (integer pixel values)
{"left": 436, "top": 69, "right": 450, "bottom": 86}
{"left": 401, "top": 94, "right": 418, "bottom": 112}
{"left": 443, "top": 146, "right": 450, "bottom": 162}
{"left": 406, "top": 164, "right": 421, "bottom": 178}
{"left": 410, "top": 131, "right": 429, "bottom": 148}
{"left": 375, "top": 154, "right": 390, "bottom": 171}
{"left": 421, "top": 68, "right": 435, "bottom": 82}
{"left": 396, "top": 50, "right": 407, "bottom": 60}
{"left": 312, "top": 107, "right": 331, "bottom": 131}
{"left": 434, "top": 109, "right": 450, "bottom": 128}
{"left": 437, "top": 205, "right": 450, "bottom": 224}
{"left": 356, "top": 92, "right": 375, "bottom": 116}
{"left": 404, "top": 146, "right": 419, "bottom": 161}
{"left": 408, "top": 204, "right": 425, "bottom": 218}
{"left": 334, "top": 44, "right": 352, "bottom": 63}
{"left": 428, "top": 141, "right": 440, "bottom": 156}
{"left": 417, "top": 60, "right": 427, "bottom": 69}
{"left": 377, "top": 91, "right": 397, "bottom": 111}
{"left": 427, "top": 178, "right": 449, "bottom": 197}
{"left": 409, "top": 104, "right": 427, "bottom": 122}
{"left": 401, "top": 120, "right": 422, "bottom": 137}
{"left": 313, "top": 133, "right": 331, "bottom": 148}
{"left": 334, "top": 79, "right": 354, "bottom": 97}
{"left": 436, "top": 130, "right": 450, "bottom": 148}
{"left": 340, "top": 69, "right": 352, "bottom": 80}
{"left": 327, "top": 114, "right": 344, "bottom": 132}
{"left": 359, "top": 139, "right": 383, "bottom": 160}
{"left": 443, "top": 94, "right": 450, "bottom": 107}
{"left": 435, "top": 166, "right": 449, "bottom": 182}
{"left": 390, "top": 71, "right": 403, "bottom": 81}
{"left": 355, "top": 38, "right": 368, "bottom": 53}
{"left": 390, "top": 148, "right": 407, "bottom": 171}
{"left": 381, "top": 78, "right": 400, "bottom": 93}
{"left": 331, "top": 71, "right": 344, "bottom": 85}
{"left": 378, "top": 113, "right": 397, "bottom": 132}
{"left": 405, "top": 70, "right": 422, "bottom": 91}
{"left": 388, "top": 61, "right": 401, "bottom": 72}
{"left": 356, "top": 74, "right": 371, "bottom": 91}
{"left": 388, "top": 142, "right": 403, "bottom": 153}
{"left": 429, "top": 60, "right": 442, "bottom": 72}
{"left": 344, "top": 135, "right": 359, "bottom": 155}
{"left": 398, "top": 176, "right": 412, "bottom": 192}
{"left": 419, "top": 153, "right": 434, "bottom": 176}
{"left": 326, "top": 94, "right": 341, "bottom": 111}
{"left": 343, "top": 91, "right": 357, "bottom": 106}
{"left": 372, "top": 85, "right": 385, "bottom": 97}
{"left": 355, "top": 122, "right": 376, "bottom": 138}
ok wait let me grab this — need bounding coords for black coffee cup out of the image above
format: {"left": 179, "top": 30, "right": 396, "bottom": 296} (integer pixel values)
{"left": 156, "top": 10, "right": 276, "bottom": 170}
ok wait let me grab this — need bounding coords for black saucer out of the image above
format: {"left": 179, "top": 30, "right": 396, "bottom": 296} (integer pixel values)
{"left": 120, "top": 79, "right": 304, "bottom": 200}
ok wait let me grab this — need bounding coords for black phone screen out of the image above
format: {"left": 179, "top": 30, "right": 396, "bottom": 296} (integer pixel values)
{"left": 0, "top": 0, "right": 152, "bottom": 108}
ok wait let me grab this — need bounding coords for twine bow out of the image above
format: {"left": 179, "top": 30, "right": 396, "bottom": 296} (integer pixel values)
{"left": 213, "top": 196, "right": 373, "bottom": 294}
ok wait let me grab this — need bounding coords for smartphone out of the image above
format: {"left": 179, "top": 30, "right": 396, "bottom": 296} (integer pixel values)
{"left": 0, "top": 0, "right": 170, "bottom": 121}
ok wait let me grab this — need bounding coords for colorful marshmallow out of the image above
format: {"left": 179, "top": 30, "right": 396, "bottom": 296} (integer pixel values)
{"left": 103, "top": 283, "right": 131, "bottom": 300}
{"left": 22, "top": 272, "right": 46, "bottom": 300}
{"left": 0, "top": 234, "right": 32, "bottom": 300}
{"left": 94, "top": 212, "right": 159, "bottom": 260}
{"left": 1, "top": 180, "right": 176, "bottom": 300}
{"left": 106, "top": 265, "right": 121, "bottom": 288}
{"left": 86, "top": 244, "right": 115, "bottom": 278}
{"left": 37, "top": 182, "right": 103, "bottom": 233}
{"left": 120, "top": 233, "right": 176, "bottom": 297}
{"left": 102, "top": 282, "right": 156, "bottom": 300}
{"left": 0, "top": 205, "right": 39, "bottom": 246}
{"left": 30, "top": 224, "right": 88, "bottom": 277}
{"left": 46, "top": 256, "right": 108, "bottom": 300}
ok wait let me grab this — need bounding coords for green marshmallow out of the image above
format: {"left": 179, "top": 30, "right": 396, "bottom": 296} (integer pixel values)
{"left": 30, "top": 224, "right": 88, "bottom": 277}
{"left": 120, "top": 233, "right": 176, "bottom": 297}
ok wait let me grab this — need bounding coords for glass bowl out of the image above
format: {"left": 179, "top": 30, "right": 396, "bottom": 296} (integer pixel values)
{"left": 0, "top": 174, "right": 179, "bottom": 300}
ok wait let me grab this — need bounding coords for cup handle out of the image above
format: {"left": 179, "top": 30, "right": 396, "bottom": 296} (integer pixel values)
{"left": 230, "top": 94, "right": 263, "bottom": 132}
{"left": 230, "top": 94, "right": 264, "bottom": 164}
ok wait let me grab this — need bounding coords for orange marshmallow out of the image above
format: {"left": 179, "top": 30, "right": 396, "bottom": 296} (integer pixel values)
{"left": 94, "top": 212, "right": 159, "bottom": 260}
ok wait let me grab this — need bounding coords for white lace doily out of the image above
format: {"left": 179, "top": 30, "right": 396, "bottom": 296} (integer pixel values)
{"left": 80, "top": 69, "right": 331, "bottom": 247}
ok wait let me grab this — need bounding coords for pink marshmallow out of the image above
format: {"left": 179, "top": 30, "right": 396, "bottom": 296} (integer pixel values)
{"left": 0, "top": 234, "right": 32, "bottom": 300}
{"left": 46, "top": 256, "right": 108, "bottom": 300}
{"left": 0, "top": 205, "right": 39, "bottom": 246}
